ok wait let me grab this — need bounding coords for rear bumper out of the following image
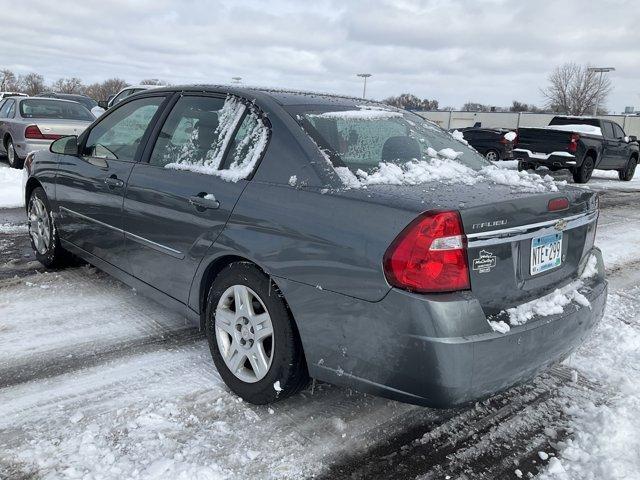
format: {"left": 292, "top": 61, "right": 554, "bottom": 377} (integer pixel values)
{"left": 293, "top": 248, "right": 607, "bottom": 408}
{"left": 13, "top": 139, "right": 52, "bottom": 159}
{"left": 514, "top": 148, "right": 577, "bottom": 168}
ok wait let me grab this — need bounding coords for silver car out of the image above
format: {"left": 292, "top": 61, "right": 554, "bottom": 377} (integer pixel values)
{"left": 0, "top": 96, "right": 94, "bottom": 168}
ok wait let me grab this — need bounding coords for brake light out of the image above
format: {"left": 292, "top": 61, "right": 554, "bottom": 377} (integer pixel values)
{"left": 548, "top": 197, "right": 569, "bottom": 212}
{"left": 568, "top": 133, "right": 580, "bottom": 153}
{"left": 24, "top": 125, "right": 62, "bottom": 140}
{"left": 383, "top": 210, "right": 470, "bottom": 293}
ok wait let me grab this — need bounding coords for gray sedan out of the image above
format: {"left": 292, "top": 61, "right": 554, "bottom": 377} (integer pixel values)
{"left": 22, "top": 85, "right": 606, "bottom": 407}
{"left": 0, "top": 96, "right": 94, "bottom": 168}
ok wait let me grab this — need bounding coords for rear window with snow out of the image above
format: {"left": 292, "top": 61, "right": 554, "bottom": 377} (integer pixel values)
{"left": 152, "top": 95, "right": 269, "bottom": 182}
{"left": 295, "top": 105, "right": 489, "bottom": 175}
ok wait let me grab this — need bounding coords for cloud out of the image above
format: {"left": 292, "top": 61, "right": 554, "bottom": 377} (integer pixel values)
{"left": 2, "top": 0, "right": 639, "bottom": 111}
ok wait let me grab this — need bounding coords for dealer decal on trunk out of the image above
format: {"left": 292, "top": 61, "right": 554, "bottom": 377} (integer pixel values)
{"left": 473, "top": 250, "right": 497, "bottom": 273}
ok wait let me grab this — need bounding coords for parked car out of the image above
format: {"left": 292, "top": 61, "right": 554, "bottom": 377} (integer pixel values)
{"left": 0, "top": 92, "right": 28, "bottom": 101}
{"left": 457, "top": 127, "right": 515, "bottom": 161}
{"left": 0, "top": 97, "right": 94, "bottom": 168}
{"left": 515, "top": 116, "right": 639, "bottom": 183}
{"left": 38, "top": 92, "right": 105, "bottom": 118}
{"left": 99, "top": 85, "right": 157, "bottom": 109}
{"left": 23, "top": 86, "right": 606, "bottom": 407}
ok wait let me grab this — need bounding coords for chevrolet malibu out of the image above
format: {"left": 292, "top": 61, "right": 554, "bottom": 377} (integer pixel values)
{"left": 22, "top": 86, "right": 607, "bottom": 407}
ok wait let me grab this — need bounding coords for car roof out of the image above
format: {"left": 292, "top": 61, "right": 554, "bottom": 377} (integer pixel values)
{"left": 144, "top": 84, "right": 382, "bottom": 108}
{"left": 16, "top": 96, "right": 89, "bottom": 105}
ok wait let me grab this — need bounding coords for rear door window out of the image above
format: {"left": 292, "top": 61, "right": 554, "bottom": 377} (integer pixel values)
{"left": 602, "top": 122, "right": 615, "bottom": 139}
{"left": 0, "top": 99, "right": 11, "bottom": 118}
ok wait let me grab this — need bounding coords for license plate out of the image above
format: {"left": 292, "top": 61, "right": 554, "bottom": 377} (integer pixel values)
{"left": 530, "top": 233, "right": 563, "bottom": 275}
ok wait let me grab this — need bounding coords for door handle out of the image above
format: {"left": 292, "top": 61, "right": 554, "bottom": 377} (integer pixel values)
{"left": 104, "top": 175, "right": 124, "bottom": 188}
{"left": 189, "top": 194, "right": 220, "bottom": 210}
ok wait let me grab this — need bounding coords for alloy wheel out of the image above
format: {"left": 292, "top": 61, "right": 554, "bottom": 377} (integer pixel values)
{"left": 28, "top": 196, "right": 51, "bottom": 255}
{"left": 7, "top": 140, "right": 15, "bottom": 167}
{"left": 485, "top": 150, "right": 498, "bottom": 161}
{"left": 215, "top": 284, "right": 274, "bottom": 383}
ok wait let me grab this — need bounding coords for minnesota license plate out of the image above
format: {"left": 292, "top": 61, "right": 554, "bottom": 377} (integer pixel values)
{"left": 530, "top": 232, "right": 563, "bottom": 275}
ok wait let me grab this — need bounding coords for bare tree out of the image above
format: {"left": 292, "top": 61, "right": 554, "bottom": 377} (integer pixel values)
{"left": 0, "top": 69, "right": 20, "bottom": 91}
{"left": 51, "top": 77, "right": 85, "bottom": 94}
{"left": 20, "top": 73, "right": 45, "bottom": 96}
{"left": 383, "top": 93, "right": 439, "bottom": 110}
{"left": 541, "top": 63, "right": 611, "bottom": 115}
{"left": 84, "top": 78, "right": 129, "bottom": 101}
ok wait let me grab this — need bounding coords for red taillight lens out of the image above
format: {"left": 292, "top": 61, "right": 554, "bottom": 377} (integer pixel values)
{"left": 24, "top": 125, "right": 62, "bottom": 140}
{"left": 383, "top": 210, "right": 470, "bottom": 293}
{"left": 548, "top": 197, "right": 570, "bottom": 212}
{"left": 568, "top": 133, "right": 580, "bottom": 153}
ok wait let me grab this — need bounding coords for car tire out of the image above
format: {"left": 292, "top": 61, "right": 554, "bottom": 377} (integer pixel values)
{"left": 27, "top": 187, "right": 73, "bottom": 268}
{"left": 517, "top": 161, "right": 535, "bottom": 171}
{"left": 618, "top": 156, "right": 638, "bottom": 181}
{"left": 6, "top": 137, "right": 23, "bottom": 169}
{"left": 205, "top": 262, "right": 309, "bottom": 404}
{"left": 484, "top": 149, "right": 499, "bottom": 161}
{"left": 572, "top": 155, "right": 595, "bottom": 184}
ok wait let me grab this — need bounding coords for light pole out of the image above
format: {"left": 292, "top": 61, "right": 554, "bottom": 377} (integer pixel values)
{"left": 357, "top": 73, "right": 372, "bottom": 99}
{"left": 587, "top": 67, "right": 615, "bottom": 115}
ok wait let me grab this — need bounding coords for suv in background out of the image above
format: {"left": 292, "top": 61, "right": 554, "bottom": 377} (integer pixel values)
{"left": 457, "top": 127, "right": 515, "bottom": 161}
{"left": 99, "top": 85, "right": 157, "bottom": 109}
{"left": 0, "top": 92, "right": 28, "bottom": 101}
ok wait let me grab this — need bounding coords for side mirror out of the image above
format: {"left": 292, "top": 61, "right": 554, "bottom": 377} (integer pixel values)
{"left": 98, "top": 100, "right": 109, "bottom": 109}
{"left": 629, "top": 135, "right": 638, "bottom": 143}
{"left": 50, "top": 135, "right": 79, "bottom": 155}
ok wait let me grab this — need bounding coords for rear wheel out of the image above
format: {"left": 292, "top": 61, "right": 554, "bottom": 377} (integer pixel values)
{"left": 517, "top": 161, "right": 535, "bottom": 171}
{"left": 484, "top": 149, "right": 499, "bottom": 162}
{"left": 205, "top": 262, "right": 308, "bottom": 404}
{"left": 618, "top": 156, "right": 638, "bottom": 181}
{"left": 28, "top": 187, "right": 72, "bottom": 268}
{"left": 6, "top": 137, "right": 23, "bottom": 169}
{"left": 572, "top": 155, "right": 595, "bottom": 184}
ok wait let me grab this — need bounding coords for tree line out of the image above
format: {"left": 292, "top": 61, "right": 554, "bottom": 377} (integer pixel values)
{"left": 0, "top": 69, "right": 166, "bottom": 101}
{"left": 2, "top": 62, "right": 612, "bottom": 114}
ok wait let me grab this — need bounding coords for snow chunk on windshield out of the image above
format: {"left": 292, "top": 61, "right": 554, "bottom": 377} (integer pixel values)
{"left": 346, "top": 156, "right": 559, "bottom": 193}
{"left": 545, "top": 124, "right": 603, "bottom": 136}
{"left": 451, "top": 129, "right": 469, "bottom": 145}
{"left": 309, "top": 105, "right": 403, "bottom": 121}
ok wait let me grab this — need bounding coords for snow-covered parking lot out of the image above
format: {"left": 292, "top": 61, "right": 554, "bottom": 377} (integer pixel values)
{"left": 1, "top": 162, "right": 640, "bottom": 479}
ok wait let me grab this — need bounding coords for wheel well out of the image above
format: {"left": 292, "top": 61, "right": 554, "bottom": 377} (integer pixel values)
{"left": 585, "top": 149, "right": 597, "bottom": 161}
{"left": 24, "top": 177, "right": 43, "bottom": 211}
{"left": 631, "top": 152, "right": 638, "bottom": 161}
{"left": 3, "top": 133, "right": 10, "bottom": 149}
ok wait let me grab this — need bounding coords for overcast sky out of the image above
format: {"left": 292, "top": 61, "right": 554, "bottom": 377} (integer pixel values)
{"left": 4, "top": 0, "right": 640, "bottom": 112}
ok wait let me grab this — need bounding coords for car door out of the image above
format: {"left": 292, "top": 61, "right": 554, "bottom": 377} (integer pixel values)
{"left": 0, "top": 99, "right": 11, "bottom": 153}
{"left": 55, "top": 95, "right": 168, "bottom": 271}
{"left": 600, "top": 121, "right": 622, "bottom": 168}
{"left": 612, "top": 123, "right": 629, "bottom": 167}
{"left": 122, "top": 93, "right": 268, "bottom": 303}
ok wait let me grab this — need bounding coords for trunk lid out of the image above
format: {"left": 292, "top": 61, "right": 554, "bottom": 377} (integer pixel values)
{"left": 345, "top": 182, "right": 598, "bottom": 311}
{"left": 30, "top": 119, "right": 91, "bottom": 137}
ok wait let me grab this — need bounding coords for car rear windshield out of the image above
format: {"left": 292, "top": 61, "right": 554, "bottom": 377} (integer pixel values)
{"left": 19, "top": 99, "right": 94, "bottom": 121}
{"left": 292, "top": 105, "right": 489, "bottom": 173}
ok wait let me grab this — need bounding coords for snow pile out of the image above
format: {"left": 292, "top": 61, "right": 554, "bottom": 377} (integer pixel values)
{"left": 337, "top": 156, "right": 559, "bottom": 193}
{"left": 451, "top": 129, "right": 469, "bottom": 145}
{"left": 310, "top": 105, "right": 403, "bottom": 121}
{"left": 490, "top": 254, "right": 598, "bottom": 333}
{"left": 545, "top": 124, "right": 603, "bottom": 136}
{"left": 165, "top": 96, "right": 268, "bottom": 183}
{"left": 539, "top": 287, "right": 640, "bottom": 480}
{"left": 504, "top": 131, "right": 517, "bottom": 142}
{"left": 0, "top": 164, "right": 24, "bottom": 208}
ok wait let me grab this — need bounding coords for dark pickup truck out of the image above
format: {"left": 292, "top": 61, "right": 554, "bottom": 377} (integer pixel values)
{"left": 514, "top": 116, "right": 639, "bottom": 183}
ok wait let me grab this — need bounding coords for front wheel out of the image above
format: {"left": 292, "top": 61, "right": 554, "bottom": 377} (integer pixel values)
{"left": 28, "top": 187, "right": 72, "bottom": 268}
{"left": 618, "top": 156, "right": 637, "bottom": 181}
{"left": 572, "top": 156, "right": 595, "bottom": 184}
{"left": 6, "top": 138, "right": 23, "bottom": 169}
{"left": 205, "top": 262, "right": 308, "bottom": 404}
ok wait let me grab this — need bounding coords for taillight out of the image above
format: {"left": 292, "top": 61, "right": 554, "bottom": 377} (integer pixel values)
{"left": 568, "top": 133, "right": 580, "bottom": 153}
{"left": 383, "top": 210, "right": 470, "bottom": 293}
{"left": 548, "top": 197, "right": 569, "bottom": 212}
{"left": 24, "top": 125, "right": 62, "bottom": 140}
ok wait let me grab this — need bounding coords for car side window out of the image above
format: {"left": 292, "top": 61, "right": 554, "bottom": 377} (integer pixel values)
{"left": 602, "top": 122, "right": 615, "bottom": 139}
{"left": 151, "top": 94, "right": 269, "bottom": 181}
{"left": 112, "top": 89, "right": 133, "bottom": 105}
{"left": 149, "top": 96, "right": 227, "bottom": 168}
{"left": 0, "top": 99, "right": 11, "bottom": 118}
{"left": 84, "top": 96, "right": 164, "bottom": 161}
{"left": 613, "top": 123, "right": 625, "bottom": 139}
